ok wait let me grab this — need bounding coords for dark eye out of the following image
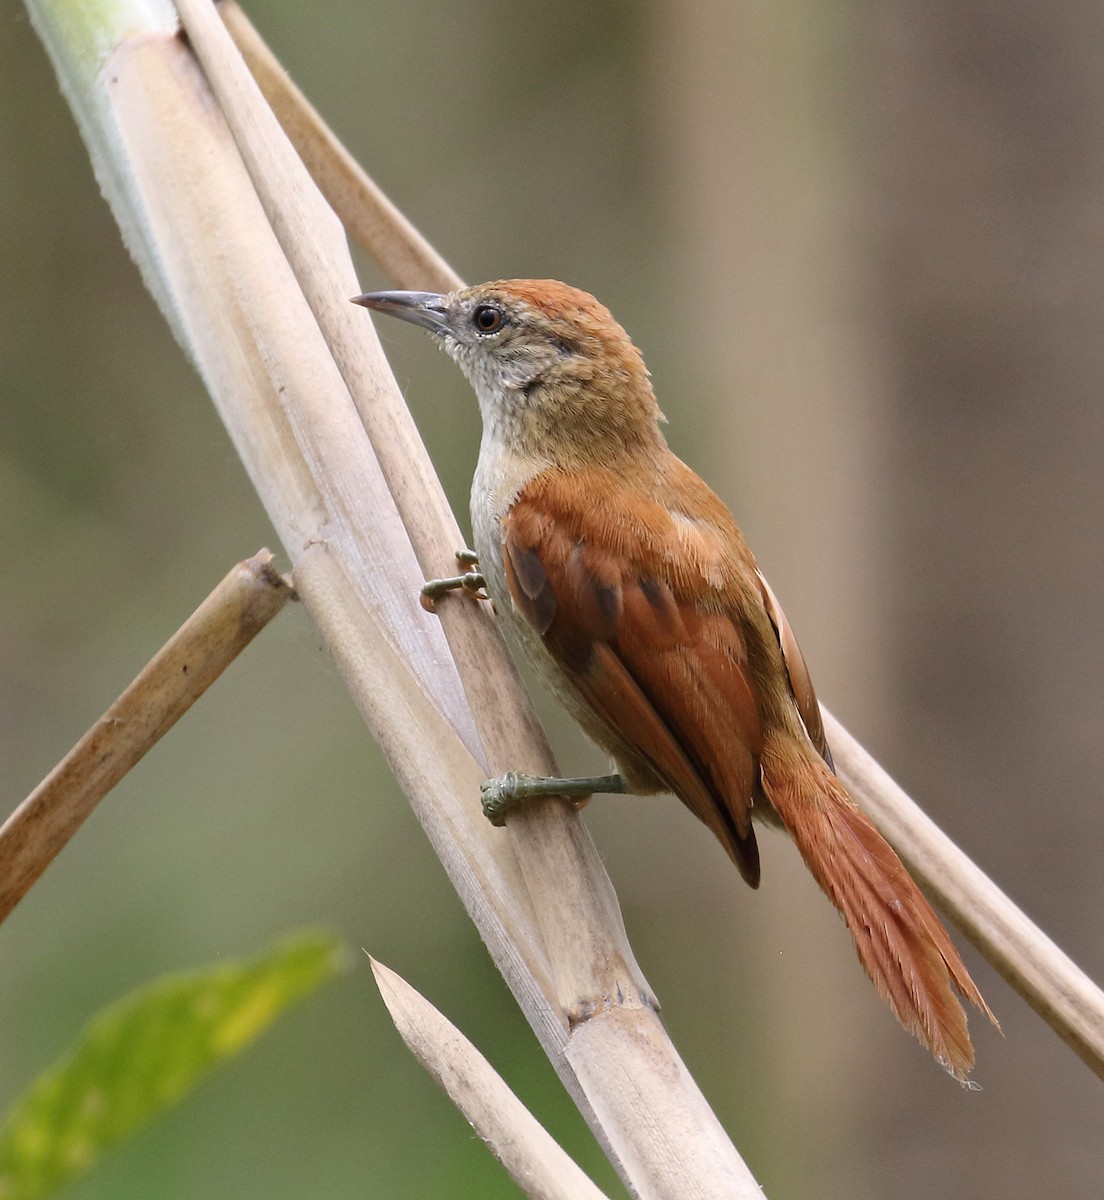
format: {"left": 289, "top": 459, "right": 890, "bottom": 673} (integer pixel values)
{"left": 472, "top": 304, "right": 504, "bottom": 334}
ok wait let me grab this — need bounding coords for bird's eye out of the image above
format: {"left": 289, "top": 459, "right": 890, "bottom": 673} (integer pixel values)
{"left": 472, "top": 304, "right": 504, "bottom": 334}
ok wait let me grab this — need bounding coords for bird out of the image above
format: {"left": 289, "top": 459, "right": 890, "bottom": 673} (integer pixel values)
{"left": 353, "top": 278, "right": 995, "bottom": 1079}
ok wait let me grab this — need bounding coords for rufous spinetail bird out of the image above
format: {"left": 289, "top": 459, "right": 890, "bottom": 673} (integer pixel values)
{"left": 353, "top": 279, "right": 995, "bottom": 1080}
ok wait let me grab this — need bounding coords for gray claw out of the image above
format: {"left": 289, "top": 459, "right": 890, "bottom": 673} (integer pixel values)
{"left": 480, "top": 773, "right": 519, "bottom": 826}
{"left": 420, "top": 567, "right": 488, "bottom": 613}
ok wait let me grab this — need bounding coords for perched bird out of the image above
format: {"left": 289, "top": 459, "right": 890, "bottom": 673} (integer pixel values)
{"left": 354, "top": 279, "right": 994, "bottom": 1078}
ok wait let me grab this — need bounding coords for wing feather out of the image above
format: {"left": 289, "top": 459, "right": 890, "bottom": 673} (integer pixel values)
{"left": 502, "top": 472, "right": 765, "bottom": 885}
{"left": 756, "top": 568, "right": 834, "bottom": 770}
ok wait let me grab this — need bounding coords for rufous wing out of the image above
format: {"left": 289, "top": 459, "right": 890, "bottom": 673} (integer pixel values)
{"left": 502, "top": 472, "right": 765, "bottom": 886}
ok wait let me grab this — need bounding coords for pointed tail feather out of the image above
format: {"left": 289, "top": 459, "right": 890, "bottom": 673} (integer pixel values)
{"left": 760, "top": 742, "right": 995, "bottom": 1080}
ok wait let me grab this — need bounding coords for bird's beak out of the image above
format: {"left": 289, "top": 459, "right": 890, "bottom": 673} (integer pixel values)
{"left": 351, "top": 290, "right": 451, "bottom": 336}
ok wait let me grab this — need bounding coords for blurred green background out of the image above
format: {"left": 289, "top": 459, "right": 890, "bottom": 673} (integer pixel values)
{"left": 3, "top": 1, "right": 1103, "bottom": 1197}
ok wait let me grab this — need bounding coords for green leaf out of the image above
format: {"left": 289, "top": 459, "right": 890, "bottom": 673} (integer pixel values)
{"left": 0, "top": 929, "right": 344, "bottom": 1200}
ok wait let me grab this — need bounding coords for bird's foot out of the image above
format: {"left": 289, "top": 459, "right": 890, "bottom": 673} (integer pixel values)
{"left": 480, "top": 772, "right": 625, "bottom": 826}
{"left": 420, "top": 549, "right": 488, "bottom": 613}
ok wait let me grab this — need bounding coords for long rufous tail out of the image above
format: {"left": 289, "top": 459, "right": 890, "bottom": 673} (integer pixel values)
{"left": 760, "top": 740, "right": 996, "bottom": 1080}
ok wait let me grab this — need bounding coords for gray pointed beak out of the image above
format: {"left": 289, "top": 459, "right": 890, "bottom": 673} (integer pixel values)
{"left": 351, "top": 290, "right": 451, "bottom": 336}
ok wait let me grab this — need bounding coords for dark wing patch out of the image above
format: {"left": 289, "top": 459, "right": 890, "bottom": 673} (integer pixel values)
{"left": 506, "top": 541, "right": 557, "bottom": 634}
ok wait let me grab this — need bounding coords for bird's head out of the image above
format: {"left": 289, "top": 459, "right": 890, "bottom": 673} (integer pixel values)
{"left": 354, "top": 279, "right": 665, "bottom": 465}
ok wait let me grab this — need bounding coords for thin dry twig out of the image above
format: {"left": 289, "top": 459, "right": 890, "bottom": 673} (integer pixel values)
{"left": 217, "top": 1, "right": 460, "bottom": 294}
{"left": 0, "top": 550, "right": 292, "bottom": 927}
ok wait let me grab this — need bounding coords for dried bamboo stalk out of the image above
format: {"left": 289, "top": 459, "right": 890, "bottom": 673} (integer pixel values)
{"left": 22, "top": 1, "right": 764, "bottom": 1193}
{"left": 0, "top": 550, "right": 292, "bottom": 927}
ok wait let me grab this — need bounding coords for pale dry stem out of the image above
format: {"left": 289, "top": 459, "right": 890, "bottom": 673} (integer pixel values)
{"left": 0, "top": 550, "right": 292, "bottom": 927}
{"left": 370, "top": 957, "right": 612, "bottom": 1200}
{"left": 97, "top": 7, "right": 763, "bottom": 1195}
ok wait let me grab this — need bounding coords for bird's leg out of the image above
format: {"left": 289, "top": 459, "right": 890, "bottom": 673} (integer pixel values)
{"left": 481, "top": 772, "right": 625, "bottom": 826}
{"left": 420, "top": 548, "right": 489, "bottom": 613}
